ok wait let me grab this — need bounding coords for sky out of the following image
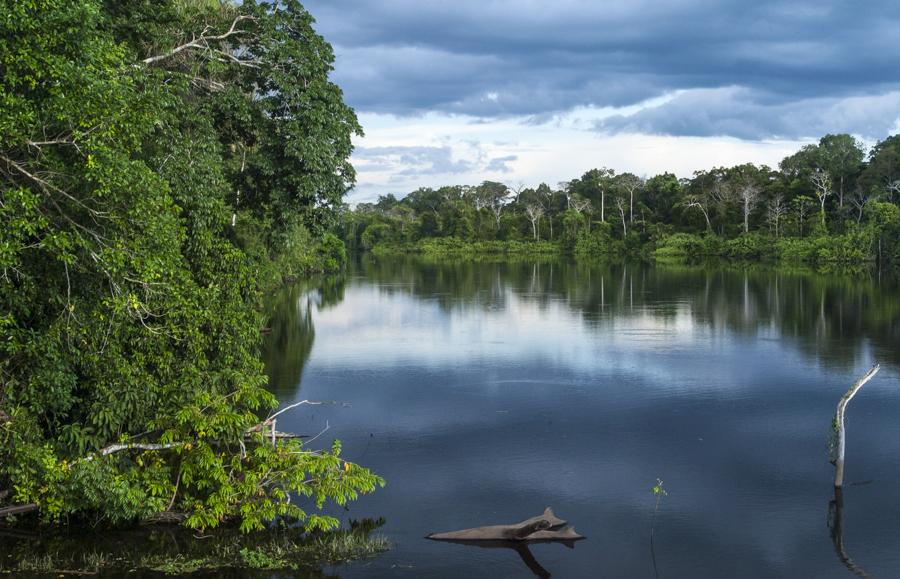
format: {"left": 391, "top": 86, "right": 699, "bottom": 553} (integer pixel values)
{"left": 302, "top": 0, "right": 900, "bottom": 202}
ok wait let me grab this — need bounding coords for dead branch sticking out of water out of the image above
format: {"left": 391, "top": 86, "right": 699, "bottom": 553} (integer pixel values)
{"left": 833, "top": 365, "right": 880, "bottom": 488}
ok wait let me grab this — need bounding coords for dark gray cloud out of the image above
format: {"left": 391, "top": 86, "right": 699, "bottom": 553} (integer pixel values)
{"left": 305, "top": 0, "right": 900, "bottom": 139}
{"left": 596, "top": 87, "right": 900, "bottom": 140}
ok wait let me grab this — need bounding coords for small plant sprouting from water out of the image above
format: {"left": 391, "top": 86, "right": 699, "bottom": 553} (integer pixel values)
{"left": 652, "top": 479, "right": 668, "bottom": 508}
{"left": 651, "top": 478, "right": 667, "bottom": 539}
{"left": 650, "top": 478, "right": 668, "bottom": 579}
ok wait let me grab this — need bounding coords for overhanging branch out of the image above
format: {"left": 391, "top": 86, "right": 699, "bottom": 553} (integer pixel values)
{"left": 142, "top": 15, "right": 256, "bottom": 66}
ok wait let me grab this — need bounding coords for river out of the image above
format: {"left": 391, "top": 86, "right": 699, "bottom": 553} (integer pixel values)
{"left": 262, "top": 256, "right": 900, "bottom": 578}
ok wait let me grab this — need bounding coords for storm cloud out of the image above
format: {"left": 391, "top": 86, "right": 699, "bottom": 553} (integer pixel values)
{"left": 305, "top": 0, "right": 900, "bottom": 140}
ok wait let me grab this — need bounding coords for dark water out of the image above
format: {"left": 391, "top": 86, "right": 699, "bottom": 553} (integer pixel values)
{"left": 264, "top": 256, "right": 900, "bottom": 579}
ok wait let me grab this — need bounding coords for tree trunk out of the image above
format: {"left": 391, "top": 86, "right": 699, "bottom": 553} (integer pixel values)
{"left": 744, "top": 198, "right": 749, "bottom": 233}
{"left": 839, "top": 175, "right": 844, "bottom": 208}
{"left": 232, "top": 146, "right": 246, "bottom": 228}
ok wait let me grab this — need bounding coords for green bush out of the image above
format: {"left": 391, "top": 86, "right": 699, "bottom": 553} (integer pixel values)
{"left": 774, "top": 237, "right": 816, "bottom": 262}
{"left": 722, "top": 233, "right": 776, "bottom": 260}
{"left": 574, "top": 223, "right": 623, "bottom": 257}
{"left": 371, "top": 237, "right": 559, "bottom": 256}
{"left": 360, "top": 223, "right": 392, "bottom": 250}
{"left": 651, "top": 233, "right": 706, "bottom": 259}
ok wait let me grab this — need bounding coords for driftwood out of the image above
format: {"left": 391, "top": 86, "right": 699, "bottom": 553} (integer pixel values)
{"left": 0, "top": 504, "right": 39, "bottom": 519}
{"left": 427, "top": 508, "right": 583, "bottom": 542}
{"left": 429, "top": 509, "right": 582, "bottom": 579}
{"left": 833, "top": 365, "right": 880, "bottom": 488}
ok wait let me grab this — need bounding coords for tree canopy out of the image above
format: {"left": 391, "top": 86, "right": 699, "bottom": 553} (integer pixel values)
{"left": 1, "top": 0, "right": 379, "bottom": 531}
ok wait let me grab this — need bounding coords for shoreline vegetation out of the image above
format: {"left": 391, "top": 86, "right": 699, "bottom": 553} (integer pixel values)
{"left": 365, "top": 227, "right": 882, "bottom": 269}
{"left": 1, "top": 0, "right": 380, "bottom": 563}
{"left": 1, "top": 518, "right": 389, "bottom": 576}
{"left": 342, "top": 133, "right": 900, "bottom": 270}
{"left": 372, "top": 238, "right": 559, "bottom": 257}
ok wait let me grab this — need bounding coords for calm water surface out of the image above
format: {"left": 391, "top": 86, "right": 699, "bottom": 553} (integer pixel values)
{"left": 264, "top": 256, "right": 900, "bottom": 578}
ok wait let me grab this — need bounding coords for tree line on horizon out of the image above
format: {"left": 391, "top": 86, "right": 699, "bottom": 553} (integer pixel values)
{"left": 342, "top": 133, "right": 900, "bottom": 262}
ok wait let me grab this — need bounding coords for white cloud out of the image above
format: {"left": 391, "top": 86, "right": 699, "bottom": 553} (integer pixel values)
{"left": 348, "top": 108, "right": 808, "bottom": 202}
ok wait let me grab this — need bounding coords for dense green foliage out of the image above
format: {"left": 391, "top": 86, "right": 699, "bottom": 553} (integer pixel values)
{"left": 344, "top": 135, "right": 900, "bottom": 266}
{"left": 0, "top": 0, "right": 380, "bottom": 531}
{"left": 372, "top": 237, "right": 558, "bottom": 257}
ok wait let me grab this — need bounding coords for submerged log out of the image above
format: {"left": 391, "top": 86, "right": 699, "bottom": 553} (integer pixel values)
{"left": 522, "top": 526, "right": 583, "bottom": 541}
{"left": 427, "top": 507, "right": 583, "bottom": 542}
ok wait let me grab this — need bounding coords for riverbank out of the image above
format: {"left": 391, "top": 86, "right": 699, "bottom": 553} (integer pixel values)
{"left": 372, "top": 237, "right": 559, "bottom": 257}
{"left": 650, "top": 231, "right": 877, "bottom": 264}
{"left": 365, "top": 228, "right": 891, "bottom": 269}
{"left": 0, "top": 520, "right": 389, "bottom": 576}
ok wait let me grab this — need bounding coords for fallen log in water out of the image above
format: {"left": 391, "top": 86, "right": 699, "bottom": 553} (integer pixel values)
{"left": 0, "top": 504, "right": 39, "bottom": 519}
{"left": 427, "top": 507, "right": 583, "bottom": 542}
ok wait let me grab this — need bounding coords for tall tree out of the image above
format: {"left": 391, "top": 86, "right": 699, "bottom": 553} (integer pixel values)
{"left": 767, "top": 194, "right": 787, "bottom": 237}
{"left": 524, "top": 203, "right": 544, "bottom": 240}
{"left": 811, "top": 169, "right": 833, "bottom": 227}
{"left": 616, "top": 173, "right": 643, "bottom": 223}
{"left": 817, "top": 134, "right": 865, "bottom": 209}
{"left": 570, "top": 168, "right": 615, "bottom": 222}
{"left": 860, "top": 135, "right": 900, "bottom": 202}
{"left": 475, "top": 181, "right": 509, "bottom": 231}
